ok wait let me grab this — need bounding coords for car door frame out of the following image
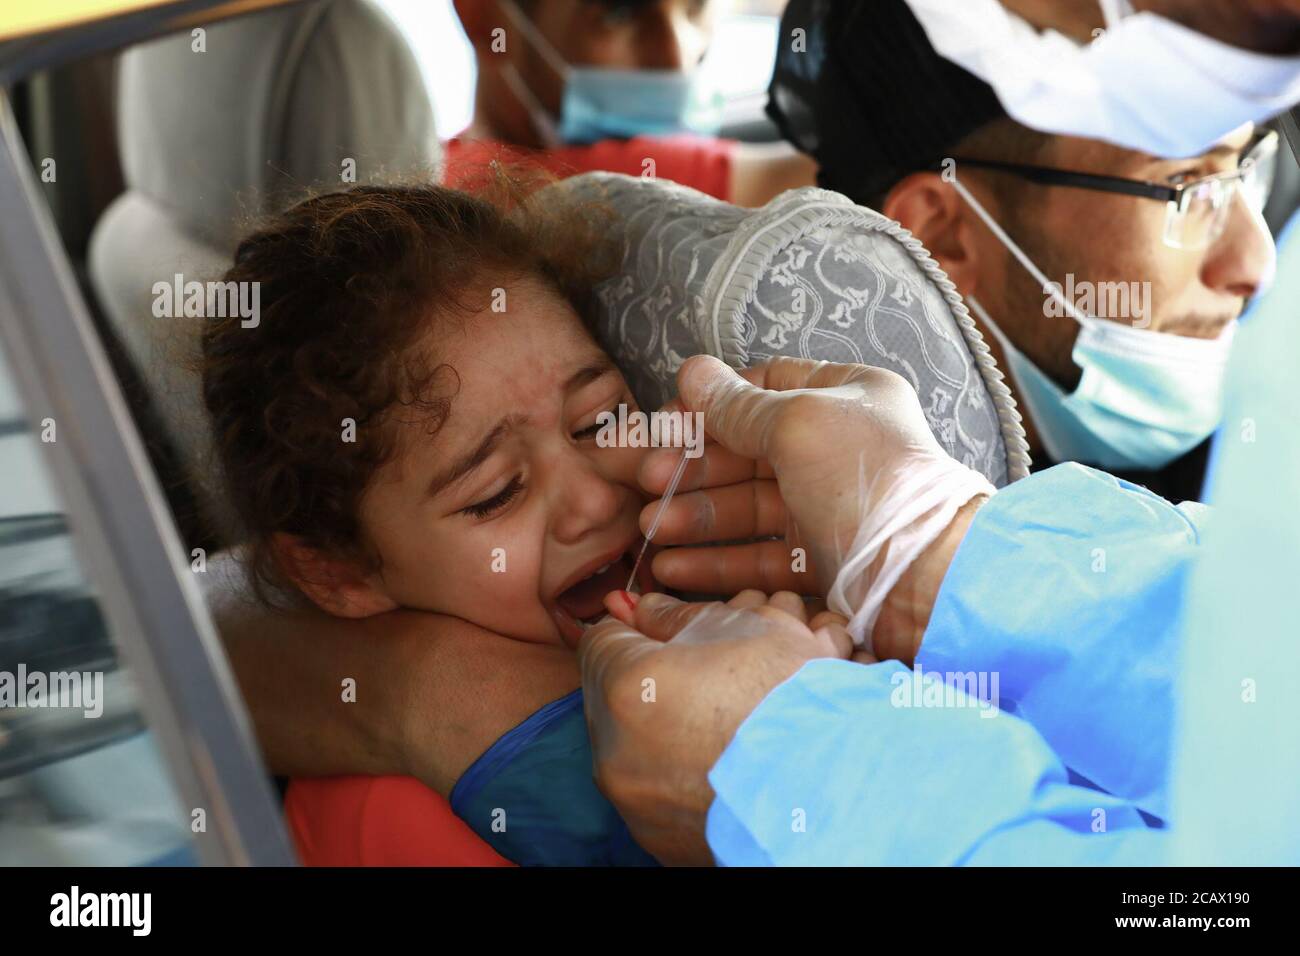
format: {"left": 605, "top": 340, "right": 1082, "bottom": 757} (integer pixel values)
{"left": 0, "top": 85, "right": 295, "bottom": 866}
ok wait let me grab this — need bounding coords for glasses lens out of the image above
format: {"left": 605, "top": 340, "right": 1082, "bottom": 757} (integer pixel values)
{"left": 1242, "top": 147, "right": 1278, "bottom": 213}
{"left": 1166, "top": 179, "right": 1228, "bottom": 250}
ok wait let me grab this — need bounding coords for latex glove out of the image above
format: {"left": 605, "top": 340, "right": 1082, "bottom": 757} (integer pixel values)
{"left": 573, "top": 590, "right": 859, "bottom": 866}
{"left": 640, "top": 356, "right": 995, "bottom": 648}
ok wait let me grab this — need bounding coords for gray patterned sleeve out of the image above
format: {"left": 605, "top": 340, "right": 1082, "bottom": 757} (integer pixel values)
{"left": 548, "top": 172, "right": 1030, "bottom": 488}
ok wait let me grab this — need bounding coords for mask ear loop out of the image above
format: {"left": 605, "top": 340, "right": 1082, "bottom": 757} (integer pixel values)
{"left": 498, "top": 0, "right": 572, "bottom": 80}
{"left": 948, "top": 173, "right": 1095, "bottom": 327}
{"left": 499, "top": 62, "right": 562, "bottom": 148}
{"left": 948, "top": 172, "right": 1099, "bottom": 450}
{"left": 496, "top": 0, "right": 572, "bottom": 149}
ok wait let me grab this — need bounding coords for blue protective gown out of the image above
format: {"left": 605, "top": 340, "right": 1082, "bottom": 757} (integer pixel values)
{"left": 1168, "top": 211, "right": 1300, "bottom": 865}
{"left": 707, "top": 465, "right": 1188, "bottom": 865}
{"left": 705, "top": 213, "right": 1300, "bottom": 867}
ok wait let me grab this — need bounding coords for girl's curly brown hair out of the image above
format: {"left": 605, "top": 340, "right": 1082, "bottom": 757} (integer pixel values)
{"left": 201, "top": 171, "right": 619, "bottom": 603}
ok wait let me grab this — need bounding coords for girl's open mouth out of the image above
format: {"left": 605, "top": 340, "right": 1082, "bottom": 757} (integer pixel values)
{"left": 556, "top": 551, "right": 635, "bottom": 624}
{"left": 554, "top": 542, "right": 656, "bottom": 628}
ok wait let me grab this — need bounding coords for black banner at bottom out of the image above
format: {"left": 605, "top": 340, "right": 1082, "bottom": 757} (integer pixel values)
{"left": 0, "top": 866, "right": 1286, "bottom": 941}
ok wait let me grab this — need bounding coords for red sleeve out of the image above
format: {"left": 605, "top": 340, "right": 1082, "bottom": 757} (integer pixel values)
{"left": 444, "top": 135, "right": 737, "bottom": 202}
{"left": 285, "top": 776, "right": 514, "bottom": 867}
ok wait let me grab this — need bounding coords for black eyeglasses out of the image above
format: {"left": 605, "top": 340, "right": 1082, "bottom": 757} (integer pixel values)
{"left": 949, "top": 129, "right": 1280, "bottom": 250}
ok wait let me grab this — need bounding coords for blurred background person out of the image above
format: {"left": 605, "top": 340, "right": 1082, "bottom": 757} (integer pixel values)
{"left": 448, "top": 0, "right": 817, "bottom": 205}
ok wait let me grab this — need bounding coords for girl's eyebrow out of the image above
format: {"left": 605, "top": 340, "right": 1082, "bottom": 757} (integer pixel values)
{"left": 426, "top": 414, "right": 527, "bottom": 498}
{"left": 425, "top": 358, "right": 617, "bottom": 499}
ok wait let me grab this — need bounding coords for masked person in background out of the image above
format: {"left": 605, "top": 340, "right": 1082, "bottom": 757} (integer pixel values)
{"left": 447, "top": 0, "right": 817, "bottom": 207}
{"left": 767, "top": 0, "right": 1281, "bottom": 502}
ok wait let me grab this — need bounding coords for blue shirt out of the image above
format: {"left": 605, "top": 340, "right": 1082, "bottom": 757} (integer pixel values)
{"left": 451, "top": 690, "right": 656, "bottom": 866}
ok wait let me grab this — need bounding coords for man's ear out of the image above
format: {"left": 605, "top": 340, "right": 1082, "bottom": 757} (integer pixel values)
{"left": 882, "top": 172, "right": 982, "bottom": 297}
{"left": 272, "top": 533, "right": 397, "bottom": 619}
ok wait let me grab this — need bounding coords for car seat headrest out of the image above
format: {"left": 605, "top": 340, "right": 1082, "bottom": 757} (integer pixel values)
{"left": 115, "top": 0, "right": 439, "bottom": 247}
{"left": 551, "top": 172, "right": 1030, "bottom": 487}
{"left": 91, "top": 0, "right": 440, "bottom": 544}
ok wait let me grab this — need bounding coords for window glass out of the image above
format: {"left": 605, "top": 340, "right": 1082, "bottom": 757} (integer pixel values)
{"left": 0, "top": 341, "right": 195, "bottom": 866}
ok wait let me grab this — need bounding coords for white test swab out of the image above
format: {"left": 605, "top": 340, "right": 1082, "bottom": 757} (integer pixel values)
{"left": 625, "top": 447, "right": 691, "bottom": 592}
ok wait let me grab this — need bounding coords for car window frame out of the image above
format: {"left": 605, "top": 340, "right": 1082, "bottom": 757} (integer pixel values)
{"left": 0, "top": 92, "right": 294, "bottom": 866}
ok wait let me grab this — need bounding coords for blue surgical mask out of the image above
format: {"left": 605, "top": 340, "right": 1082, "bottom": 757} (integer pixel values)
{"left": 951, "top": 176, "right": 1241, "bottom": 472}
{"left": 499, "top": 0, "right": 724, "bottom": 146}
{"left": 969, "top": 295, "right": 1236, "bottom": 471}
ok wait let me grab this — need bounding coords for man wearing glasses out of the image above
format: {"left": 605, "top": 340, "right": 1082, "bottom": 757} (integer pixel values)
{"left": 769, "top": 0, "right": 1281, "bottom": 502}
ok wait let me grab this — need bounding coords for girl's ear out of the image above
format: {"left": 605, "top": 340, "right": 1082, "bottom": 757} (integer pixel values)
{"left": 272, "top": 533, "right": 398, "bottom": 619}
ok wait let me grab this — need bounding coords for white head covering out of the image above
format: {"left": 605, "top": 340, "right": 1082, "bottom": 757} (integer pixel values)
{"left": 904, "top": 0, "right": 1300, "bottom": 157}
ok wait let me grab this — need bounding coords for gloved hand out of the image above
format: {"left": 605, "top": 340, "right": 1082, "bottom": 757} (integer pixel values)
{"left": 638, "top": 356, "right": 995, "bottom": 651}
{"left": 572, "top": 590, "right": 859, "bottom": 866}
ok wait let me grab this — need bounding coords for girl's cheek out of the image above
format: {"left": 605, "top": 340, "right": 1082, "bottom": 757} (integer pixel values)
{"left": 585, "top": 442, "right": 651, "bottom": 493}
{"left": 470, "top": 515, "right": 546, "bottom": 593}
{"left": 466, "top": 523, "right": 554, "bottom": 639}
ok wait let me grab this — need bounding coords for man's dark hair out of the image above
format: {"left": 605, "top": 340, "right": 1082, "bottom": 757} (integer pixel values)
{"left": 767, "top": 0, "right": 1050, "bottom": 208}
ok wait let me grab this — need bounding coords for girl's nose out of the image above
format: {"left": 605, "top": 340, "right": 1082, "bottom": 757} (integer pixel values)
{"left": 547, "top": 449, "right": 626, "bottom": 545}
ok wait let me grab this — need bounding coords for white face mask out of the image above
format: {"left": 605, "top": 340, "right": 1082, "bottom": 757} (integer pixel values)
{"left": 951, "top": 176, "right": 1240, "bottom": 472}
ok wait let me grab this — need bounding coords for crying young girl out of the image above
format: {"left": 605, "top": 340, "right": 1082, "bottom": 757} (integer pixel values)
{"left": 201, "top": 180, "right": 660, "bottom": 864}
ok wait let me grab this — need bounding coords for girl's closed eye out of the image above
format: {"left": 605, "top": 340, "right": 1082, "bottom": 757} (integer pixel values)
{"left": 572, "top": 392, "right": 633, "bottom": 442}
{"left": 572, "top": 418, "right": 608, "bottom": 441}
{"left": 461, "top": 475, "right": 525, "bottom": 519}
